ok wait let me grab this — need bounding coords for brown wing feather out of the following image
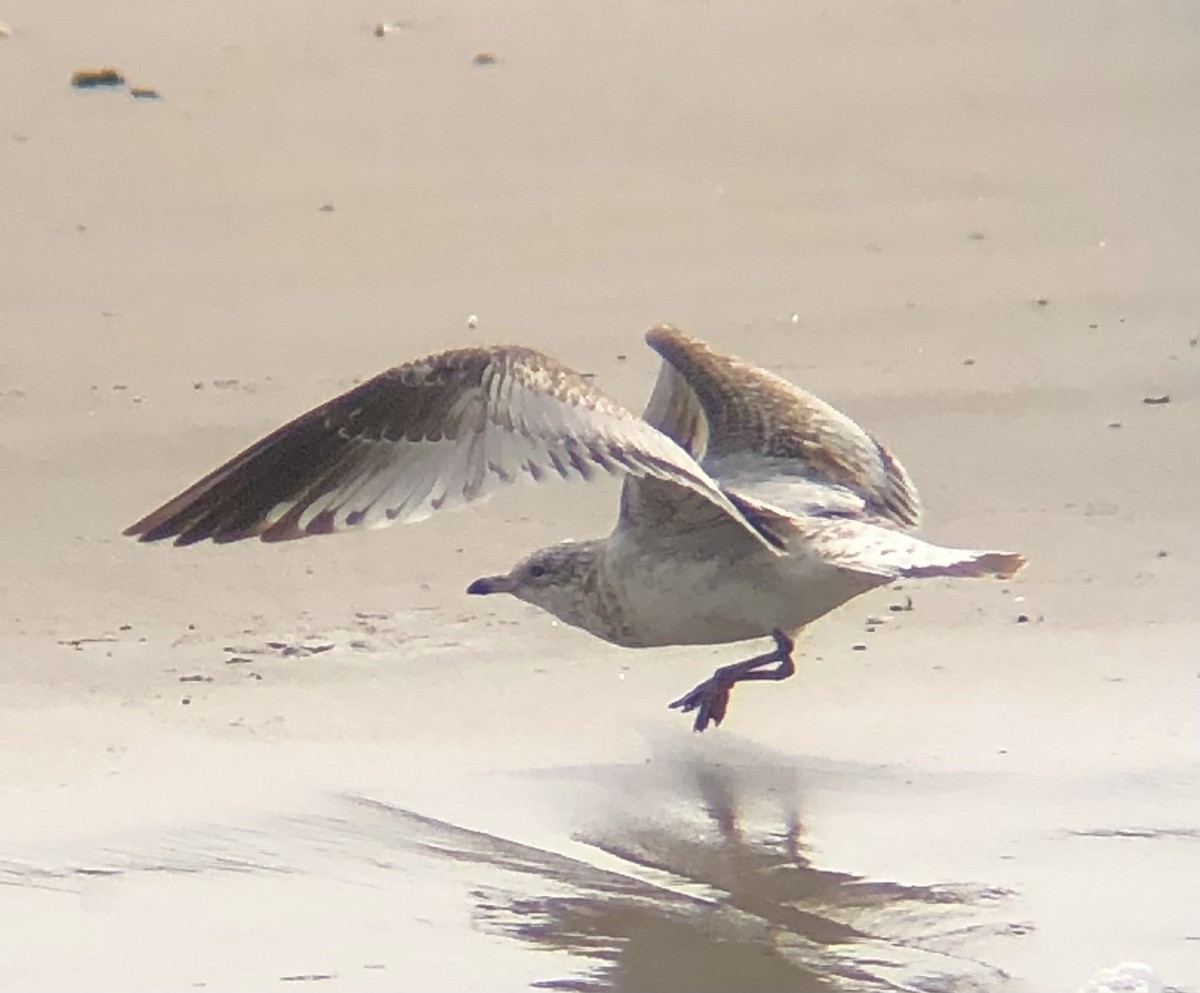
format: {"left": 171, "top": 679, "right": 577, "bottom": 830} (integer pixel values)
{"left": 643, "top": 325, "right": 922, "bottom": 528}
{"left": 125, "top": 344, "right": 780, "bottom": 549}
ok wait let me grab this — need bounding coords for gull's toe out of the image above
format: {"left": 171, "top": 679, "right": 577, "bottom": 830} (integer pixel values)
{"left": 669, "top": 679, "right": 731, "bottom": 732}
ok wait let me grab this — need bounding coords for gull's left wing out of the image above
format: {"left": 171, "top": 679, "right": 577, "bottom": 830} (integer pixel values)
{"left": 124, "top": 343, "right": 781, "bottom": 549}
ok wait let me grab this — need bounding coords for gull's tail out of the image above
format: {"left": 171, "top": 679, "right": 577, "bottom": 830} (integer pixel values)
{"left": 898, "top": 548, "right": 1026, "bottom": 580}
{"left": 800, "top": 516, "right": 1026, "bottom": 582}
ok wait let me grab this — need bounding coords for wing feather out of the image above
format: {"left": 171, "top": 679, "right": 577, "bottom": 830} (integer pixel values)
{"left": 125, "top": 344, "right": 779, "bottom": 549}
{"left": 642, "top": 325, "right": 922, "bottom": 529}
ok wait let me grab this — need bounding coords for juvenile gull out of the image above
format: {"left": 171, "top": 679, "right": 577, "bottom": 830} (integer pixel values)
{"left": 125, "top": 326, "right": 1025, "bottom": 730}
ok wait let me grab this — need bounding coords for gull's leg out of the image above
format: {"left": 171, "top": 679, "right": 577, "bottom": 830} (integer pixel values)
{"left": 669, "top": 629, "right": 796, "bottom": 733}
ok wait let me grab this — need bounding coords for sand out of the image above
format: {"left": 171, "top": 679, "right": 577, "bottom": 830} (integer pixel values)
{"left": 1, "top": 0, "right": 1197, "bottom": 990}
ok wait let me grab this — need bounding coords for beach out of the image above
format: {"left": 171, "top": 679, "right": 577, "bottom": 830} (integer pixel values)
{"left": 1, "top": 1, "right": 1197, "bottom": 989}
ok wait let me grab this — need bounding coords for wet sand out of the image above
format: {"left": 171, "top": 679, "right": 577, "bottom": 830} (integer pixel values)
{"left": 1, "top": 0, "right": 1198, "bottom": 990}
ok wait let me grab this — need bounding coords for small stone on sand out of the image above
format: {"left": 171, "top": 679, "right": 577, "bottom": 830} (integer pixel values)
{"left": 71, "top": 67, "right": 125, "bottom": 89}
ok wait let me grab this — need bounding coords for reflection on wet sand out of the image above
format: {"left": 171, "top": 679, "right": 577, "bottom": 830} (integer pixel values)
{"left": 449, "top": 752, "right": 1018, "bottom": 993}
{"left": 0, "top": 748, "right": 1023, "bottom": 992}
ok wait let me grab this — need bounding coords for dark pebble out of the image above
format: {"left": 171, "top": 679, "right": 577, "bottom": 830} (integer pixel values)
{"left": 71, "top": 67, "right": 125, "bottom": 89}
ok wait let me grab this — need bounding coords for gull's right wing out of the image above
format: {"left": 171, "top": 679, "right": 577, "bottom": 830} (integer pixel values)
{"left": 641, "top": 326, "right": 922, "bottom": 529}
{"left": 124, "top": 343, "right": 779, "bottom": 550}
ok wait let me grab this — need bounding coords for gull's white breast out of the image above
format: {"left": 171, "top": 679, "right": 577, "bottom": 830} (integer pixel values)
{"left": 601, "top": 528, "right": 880, "bottom": 648}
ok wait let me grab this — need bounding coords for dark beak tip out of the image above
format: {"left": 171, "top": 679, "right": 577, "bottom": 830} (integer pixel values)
{"left": 466, "top": 577, "right": 492, "bottom": 596}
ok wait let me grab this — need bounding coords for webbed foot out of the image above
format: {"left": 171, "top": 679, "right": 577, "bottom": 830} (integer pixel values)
{"left": 668, "top": 629, "right": 796, "bottom": 732}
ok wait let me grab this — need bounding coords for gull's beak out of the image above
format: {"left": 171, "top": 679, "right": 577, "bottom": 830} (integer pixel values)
{"left": 467, "top": 573, "right": 516, "bottom": 596}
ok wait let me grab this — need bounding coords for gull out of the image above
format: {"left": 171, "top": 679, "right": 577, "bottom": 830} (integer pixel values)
{"left": 125, "top": 326, "right": 1025, "bottom": 731}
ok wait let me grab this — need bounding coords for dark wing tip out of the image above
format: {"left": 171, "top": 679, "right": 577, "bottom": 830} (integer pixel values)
{"left": 120, "top": 352, "right": 506, "bottom": 549}
{"left": 122, "top": 515, "right": 192, "bottom": 544}
{"left": 121, "top": 488, "right": 267, "bottom": 546}
{"left": 119, "top": 380, "right": 389, "bottom": 547}
{"left": 872, "top": 439, "right": 922, "bottom": 528}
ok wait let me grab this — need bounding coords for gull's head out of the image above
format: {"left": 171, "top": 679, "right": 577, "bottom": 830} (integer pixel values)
{"left": 467, "top": 540, "right": 607, "bottom": 634}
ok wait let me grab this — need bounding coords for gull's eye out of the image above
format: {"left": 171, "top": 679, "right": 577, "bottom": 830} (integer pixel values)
{"left": 528, "top": 564, "right": 547, "bottom": 579}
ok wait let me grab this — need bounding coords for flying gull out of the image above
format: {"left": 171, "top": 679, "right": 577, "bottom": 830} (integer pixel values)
{"left": 125, "top": 326, "right": 1025, "bottom": 730}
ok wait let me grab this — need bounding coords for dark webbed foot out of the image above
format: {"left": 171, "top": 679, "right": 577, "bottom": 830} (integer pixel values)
{"left": 669, "top": 629, "right": 796, "bottom": 732}
{"left": 668, "top": 676, "right": 735, "bottom": 732}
